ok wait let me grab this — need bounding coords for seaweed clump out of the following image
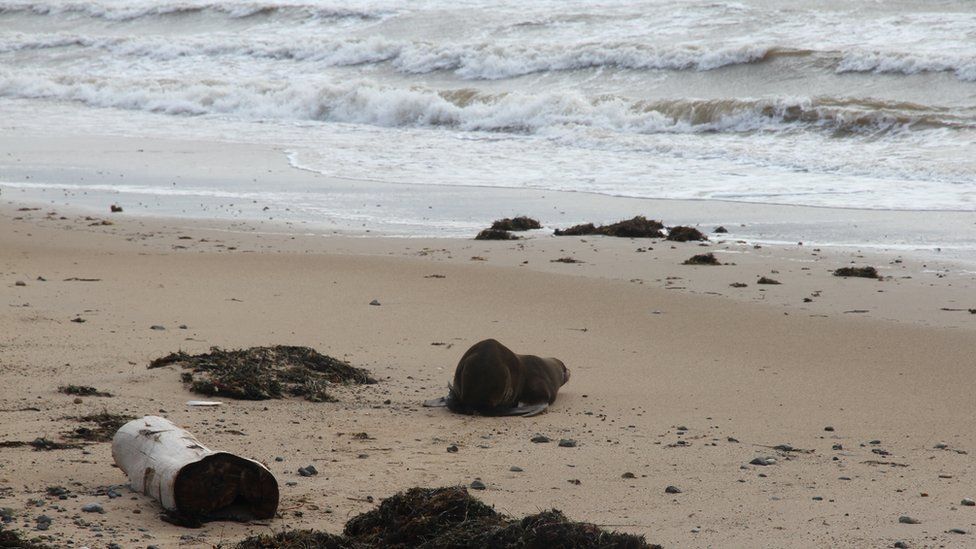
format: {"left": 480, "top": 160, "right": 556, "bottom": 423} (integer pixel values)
{"left": 65, "top": 411, "right": 135, "bottom": 442}
{"left": 833, "top": 266, "right": 880, "bottom": 279}
{"left": 490, "top": 216, "right": 542, "bottom": 231}
{"left": 666, "top": 226, "right": 707, "bottom": 242}
{"left": 0, "top": 525, "right": 54, "bottom": 549}
{"left": 554, "top": 216, "right": 665, "bottom": 238}
{"left": 682, "top": 253, "right": 721, "bottom": 265}
{"left": 235, "top": 486, "right": 654, "bottom": 549}
{"left": 58, "top": 385, "right": 111, "bottom": 397}
{"left": 475, "top": 229, "right": 519, "bottom": 241}
{"left": 149, "top": 346, "right": 376, "bottom": 402}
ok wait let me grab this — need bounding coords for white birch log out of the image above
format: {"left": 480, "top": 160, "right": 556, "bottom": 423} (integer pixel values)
{"left": 112, "top": 416, "right": 278, "bottom": 520}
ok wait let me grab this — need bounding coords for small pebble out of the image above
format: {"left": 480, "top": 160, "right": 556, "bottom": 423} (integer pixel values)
{"left": 824, "top": 426, "right": 834, "bottom": 432}
{"left": 297, "top": 465, "right": 318, "bottom": 477}
{"left": 750, "top": 457, "right": 776, "bottom": 466}
{"left": 557, "top": 439, "right": 577, "bottom": 448}
{"left": 81, "top": 503, "right": 104, "bottom": 514}
{"left": 510, "top": 466, "right": 523, "bottom": 472}
{"left": 274, "top": 456, "right": 284, "bottom": 462}
{"left": 150, "top": 325, "right": 165, "bottom": 330}
{"left": 893, "top": 542, "right": 909, "bottom": 548}
{"left": 530, "top": 434, "right": 550, "bottom": 443}
{"left": 470, "top": 479, "right": 486, "bottom": 490}
{"left": 665, "top": 485, "right": 681, "bottom": 494}
{"left": 948, "top": 528, "right": 967, "bottom": 535}
{"left": 15, "top": 281, "right": 25, "bottom": 286}
{"left": 898, "top": 515, "right": 920, "bottom": 524}
{"left": 446, "top": 444, "right": 458, "bottom": 453}
{"left": 621, "top": 472, "right": 636, "bottom": 479}
{"left": 962, "top": 498, "right": 975, "bottom": 506}
{"left": 369, "top": 299, "right": 381, "bottom": 306}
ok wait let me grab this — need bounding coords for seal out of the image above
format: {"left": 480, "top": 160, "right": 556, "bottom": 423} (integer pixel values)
{"left": 423, "top": 339, "right": 570, "bottom": 417}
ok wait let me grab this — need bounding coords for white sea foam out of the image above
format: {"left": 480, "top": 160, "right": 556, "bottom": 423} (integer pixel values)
{"left": 837, "top": 51, "right": 976, "bottom": 82}
{"left": 0, "top": 0, "right": 388, "bottom": 21}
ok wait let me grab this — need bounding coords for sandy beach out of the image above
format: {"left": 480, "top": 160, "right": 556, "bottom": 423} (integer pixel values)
{"left": 1, "top": 201, "right": 975, "bottom": 548}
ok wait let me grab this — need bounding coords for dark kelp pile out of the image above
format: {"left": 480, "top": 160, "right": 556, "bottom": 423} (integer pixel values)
{"left": 682, "top": 253, "right": 721, "bottom": 265}
{"left": 490, "top": 216, "right": 542, "bottom": 231}
{"left": 475, "top": 228, "right": 519, "bottom": 240}
{"left": 235, "top": 486, "right": 655, "bottom": 549}
{"left": 833, "top": 266, "right": 881, "bottom": 279}
{"left": 149, "top": 346, "right": 376, "bottom": 402}
{"left": 666, "top": 226, "right": 707, "bottom": 242}
{"left": 554, "top": 216, "right": 665, "bottom": 238}
{"left": 64, "top": 412, "right": 134, "bottom": 442}
{"left": 58, "top": 385, "right": 111, "bottom": 397}
{"left": 0, "top": 525, "right": 53, "bottom": 549}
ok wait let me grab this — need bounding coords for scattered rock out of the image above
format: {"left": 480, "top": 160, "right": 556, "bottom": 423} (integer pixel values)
{"left": 150, "top": 325, "right": 166, "bottom": 330}
{"left": 469, "top": 479, "right": 486, "bottom": 490}
{"left": 949, "top": 528, "right": 968, "bottom": 534}
{"left": 110, "top": 204, "right": 123, "bottom": 213}
{"left": 834, "top": 266, "right": 881, "bottom": 279}
{"left": 557, "top": 439, "right": 577, "bottom": 448}
{"left": 893, "top": 542, "right": 908, "bottom": 548}
{"left": 962, "top": 498, "right": 975, "bottom": 506}
{"left": 490, "top": 217, "right": 541, "bottom": 231}
{"left": 530, "top": 434, "right": 551, "bottom": 443}
{"left": 665, "top": 485, "right": 681, "bottom": 494}
{"left": 446, "top": 444, "right": 458, "bottom": 453}
{"left": 35, "top": 514, "right": 52, "bottom": 531}
{"left": 750, "top": 457, "right": 776, "bottom": 466}
{"left": 509, "top": 466, "right": 523, "bottom": 473}
{"left": 621, "top": 472, "right": 636, "bottom": 479}
{"left": 297, "top": 465, "right": 318, "bottom": 477}
{"left": 369, "top": 299, "right": 381, "bottom": 306}
{"left": 70, "top": 317, "right": 86, "bottom": 323}
{"left": 729, "top": 282, "right": 747, "bottom": 288}
{"left": 713, "top": 226, "right": 728, "bottom": 233}
{"left": 81, "top": 502, "right": 104, "bottom": 514}
{"left": 757, "top": 277, "right": 781, "bottom": 285}
{"left": 898, "top": 515, "right": 920, "bottom": 524}
{"left": 682, "top": 253, "right": 721, "bottom": 265}
{"left": 551, "top": 257, "right": 582, "bottom": 264}
{"left": 14, "top": 281, "right": 25, "bottom": 286}
{"left": 824, "top": 426, "right": 835, "bottom": 432}
{"left": 59, "top": 385, "right": 111, "bottom": 397}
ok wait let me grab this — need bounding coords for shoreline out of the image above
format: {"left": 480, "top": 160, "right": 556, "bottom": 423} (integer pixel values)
{"left": 1, "top": 129, "right": 974, "bottom": 268}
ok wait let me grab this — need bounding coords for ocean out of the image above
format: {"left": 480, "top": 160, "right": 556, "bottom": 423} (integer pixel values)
{"left": 0, "top": 0, "right": 974, "bottom": 250}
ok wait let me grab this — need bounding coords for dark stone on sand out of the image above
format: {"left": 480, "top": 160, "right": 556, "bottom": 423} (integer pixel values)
{"left": 622, "top": 472, "right": 636, "bottom": 479}
{"left": 369, "top": 299, "right": 381, "bottom": 306}
{"left": 893, "top": 541, "right": 909, "bottom": 548}
{"left": 490, "top": 216, "right": 541, "bottom": 231}
{"left": 558, "top": 439, "right": 577, "bottom": 448}
{"left": 469, "top": 479, "right": 486, "bottom": 490}
{"left": 150, "top": 325, "right": 165, "bottom": 330}
{"left": 757, "top": 277, "right": 781, "bottom": 285}
{"left": 110, "top": 204, "right": 123, "bottom": 213}
{"left": 531, "top": 434, "right": 551, "bottom": 443}
{"left": 70, "top": 317, "right": 86, "bottom": 323}
{"left": 948, "top": 528, "right": 968, "bottom": 534}
{"left": 834, "top": 266, "right": 881, "bottom": 279}
{"left": 510, "top": 466, "right": 523, "bottom": 472}
{"left": 475, "top": 228, "right": 519, "bottom": 240}
{"left": 667, "top": 226, "right": 707, "bottom": 242}
{"left": 298, "top": 465, "right": 318, "bottom": 477}
{"left": 45, "top": 486, "right": 68, "bottom": 497}
{"left": 832, "top": 444, "right": 843, "bottom": 450}
{"left": 14, "top": 281, "right": 25, "bottom": 286}
{"left": 750, "top": 457, "right": 776, "bottom": 466}
{"left": 446, "top": 444, "right": 458, "bottom": 453}
{"left": 81, "top": 502, "right": 104, "bottom": 514}
{"left": 683, "top": 253, "right": 721, "bottom": 265}
{"left": 898, "top": 515, "right": 920, "bottom": 524}
{"left": 729, "top": 282, "right": 747, "bottom": 288}
{"left": 665, "top": 485, "right": 681, "bottom": 494}
{"left": 962, "top": 498, "right": 975, "bottom": 506}
{"left": 824, "top": 426, "right": 835, "bottom": 431}
{"left": 713, "top": 226, "right": 728, "bottom": 233}
{"left": 554, "top": 216, "right": 665, "bottom": 238}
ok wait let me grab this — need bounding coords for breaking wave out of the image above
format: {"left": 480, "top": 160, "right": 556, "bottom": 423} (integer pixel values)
{"left": 0, "top": 0, "right": 387, "bottom": 21}
{"left": 837, "top": 51, "right": 976, "bottom": 82}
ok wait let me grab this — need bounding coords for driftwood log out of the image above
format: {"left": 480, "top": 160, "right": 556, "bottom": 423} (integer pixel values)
{"left": 112, "top": 416, "right": 278, "bottom": 522}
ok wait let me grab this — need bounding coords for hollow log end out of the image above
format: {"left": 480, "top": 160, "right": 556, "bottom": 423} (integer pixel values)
{"left": 173, "top": 452, "right": 279, "bottom": 521}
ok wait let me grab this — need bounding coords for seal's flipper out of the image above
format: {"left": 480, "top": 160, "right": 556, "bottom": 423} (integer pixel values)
{"left": 423, "top": 397, "right": 448, "bottom": 407}
{"left": 498, "top": 402, "right": 548, "bottom": 417}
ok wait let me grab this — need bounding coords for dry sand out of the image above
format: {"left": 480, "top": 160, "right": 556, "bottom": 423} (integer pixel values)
{"left": 1, "top": 205, "right": 975, "bottom": 548}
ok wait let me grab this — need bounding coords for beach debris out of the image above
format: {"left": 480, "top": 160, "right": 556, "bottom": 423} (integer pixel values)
{"left": 148, "top": 345, "right": 375, "bottom": 402}
{"left": 558, "top": 439, "right": 578, "bottom": 448}
{"left": 297, "top": 465, "right": 318, "bottom": 477}
{"left": 962, "top": 498, "right": 975, "bottom": 506}
{"left": 59, "top": 385, "right": 111, "bottom": 397}
{"left": 554, "top": 216, "right": 665, "bottom": 238}
{"left": 186, "top": 400, "right": 222, "bottom": 407}
{"left": 469, "top": 479, "right": 487, "bottom": 490}
{"left": 112, "top": 416, "right": 279, "bottom": 523}
{"left": 369, "top": 299, "right": 381, "bottom": 306}
{"left": 475, "top": 228, "right": 519, "bottom": 240}
{"left": 63, "top": 277, "right": 101, "bottom": 282}
{"left": 70, "top": 317, "right": 86, "bottom": 323}
{"left": 667, "top": 226, "right": 707, "bottom": 242}
{"left": 713, "top": 226, "right": 728, "bottom": 233}
{"left": 683, "top": 253, "right": 721, "bottom": 265}
{"left": 150, "top": 325, "right": 166, "bottom": 330}
{"left": 14, "top": 280, "right": 25, "bottom": 286}
{"left": 893, "top": 541, "right": 909, "bottom": 548}
{"left": 551, "top": 257, "right": 582, "bottom": 263}
{"left": 665, "top": 485, "right": 682, "bottom": 494}
{"left": 490, "top": 216, "right": 541, "bottom": 231}
{"left": 898, "top": 515, "right": 921, "bottom": 524}
{"left": 757, "top": 276, "right": 781, "bottom": 285}
{"left": 65, "top": 412, "right": 134, "bottom": 442}
{"left": 110, "top": 204, "right": 123, "bottom": 213}
{"left": 834, "top": 266, "right": 881, "bottom": 279}
{"left": 446, "top": 444, "right": 458, "bottom": 453}
{"left": 949, "top": 528, "right": 969, "bottom": 534}
{"left": 622, "top": 472, "right": 636, "bottom": 479}
{"left": 750, "top": 457, "right": 777, "bottom": 466}
{"left": 530, "top": 434, "right": 551, "bottom": 443}
{"left": 729, "top": 282, "right": 748, "bottom": 288}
